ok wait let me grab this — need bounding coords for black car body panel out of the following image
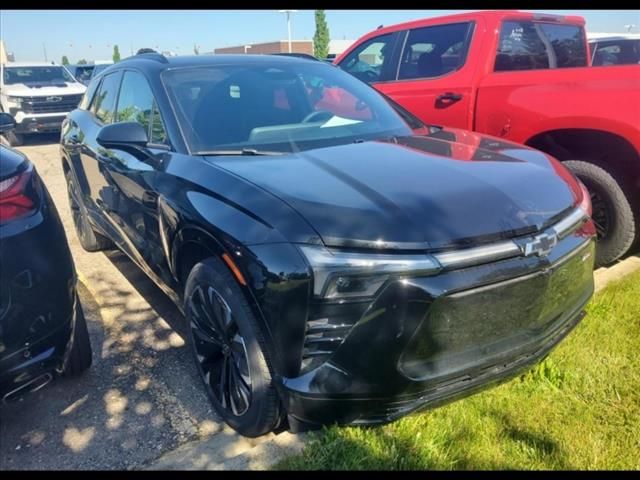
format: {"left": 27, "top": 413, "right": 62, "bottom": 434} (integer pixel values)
{"left": 60, "top": 54, "right": 596, "bottom": 431}
{"left": 210, "top": 133, "right": 578, "bottom": 250}
{"left": 0, "top": 145, "right": 80, "bottom": 400}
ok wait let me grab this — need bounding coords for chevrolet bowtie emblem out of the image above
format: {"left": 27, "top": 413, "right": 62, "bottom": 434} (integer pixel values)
{"left": 522, "top": 232, "right": 558, "bottom": 257}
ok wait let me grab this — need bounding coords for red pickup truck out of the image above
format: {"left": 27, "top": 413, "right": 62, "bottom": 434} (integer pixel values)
{"left": 335, "top": 10, "right": 640, "bottom": 266}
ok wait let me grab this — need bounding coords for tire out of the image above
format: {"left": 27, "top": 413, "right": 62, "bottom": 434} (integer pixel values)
{"left": 64, "top": 169, "right": 113, "bottom": 252}
{"left": 63, "top": 300, "right": 93, "bottom": 376}
{"left": 184, "top": 257, "right": 281, "bottom": 437}
{"left": 3, "top": 130, "right": 23, "bottom": 147}
{"left": 564, "top": 160, "right": 636, "bottom": 266}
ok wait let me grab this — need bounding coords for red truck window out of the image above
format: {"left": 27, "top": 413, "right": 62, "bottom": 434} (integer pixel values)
{"left": 495, "top": 21, "right": 587, "bottom": 71}
{"left": 397, "top": 22, "right": 474, "bottom": 80}
{"left": 339, "top": 33, "right": 395, "bottom": 84}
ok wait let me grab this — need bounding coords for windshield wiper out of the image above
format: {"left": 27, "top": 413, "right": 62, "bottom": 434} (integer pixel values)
{"left": 196, "top": 148, "right": 284, "bottom": 156}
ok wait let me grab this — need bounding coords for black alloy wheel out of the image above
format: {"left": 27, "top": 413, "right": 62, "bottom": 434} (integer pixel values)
{"left": 188, "top": 284, "right": 252, "bottom": 416}
{"left": 184, "top": 257, "right": 281, "bottom": 437}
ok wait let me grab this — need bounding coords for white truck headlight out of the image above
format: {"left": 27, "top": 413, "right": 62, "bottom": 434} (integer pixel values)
{"left": 6, "top": 96, "right": 23, "bottom": 108}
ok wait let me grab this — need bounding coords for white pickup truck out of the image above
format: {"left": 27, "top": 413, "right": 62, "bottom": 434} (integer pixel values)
{"left": 0, "top": 62, "right": 86, "bottom": 146}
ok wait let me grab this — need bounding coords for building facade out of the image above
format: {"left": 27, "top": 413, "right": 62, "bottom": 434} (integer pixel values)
{"left": 212, "top": 39, "right": 356, "bottom": 57}
{"left": 214, "top": 40, "right": 314, "bottom": 55}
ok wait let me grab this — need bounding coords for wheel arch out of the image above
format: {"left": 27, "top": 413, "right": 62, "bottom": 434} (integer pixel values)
{"left": 525, "top": 128, "right": 640, "bottom": 206}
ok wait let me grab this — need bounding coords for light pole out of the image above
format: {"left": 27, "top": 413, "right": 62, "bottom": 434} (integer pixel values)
{"left": 278, "top": 10, "right": 298, "bottom": 53}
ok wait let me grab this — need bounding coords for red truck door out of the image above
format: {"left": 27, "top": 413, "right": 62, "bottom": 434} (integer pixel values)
{"left": 338, "top": 18, "right": 484, "bottom": 130}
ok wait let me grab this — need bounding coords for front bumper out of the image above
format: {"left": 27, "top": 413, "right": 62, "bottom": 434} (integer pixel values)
{"left": 279, "top": 235, "right": 595, "bottom": 429}
{"left": 12, "top": 112, "right": 67, "bottom": 134}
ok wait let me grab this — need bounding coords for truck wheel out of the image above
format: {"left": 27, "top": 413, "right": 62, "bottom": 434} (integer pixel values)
{"left": 564, "top": 160, "right": 636, "bottom": 267}
{"left": 2, "top": 130, "right": 23, "bottom": 147}
{"left": 63, "top": 301, "right": 93, "bottom": 376}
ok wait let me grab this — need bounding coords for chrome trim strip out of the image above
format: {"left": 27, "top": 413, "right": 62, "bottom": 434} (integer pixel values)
{"left": 434, "top": 208, "right": 588, "bottom": 270}
{"left": 434, "top": 240, "right": 521, "bottom": 269}
{"left": 551, "top": 207, "right": 588, "bottom": 239}
{"left": 549, "top": 237, "right": 593, "bottom": 269}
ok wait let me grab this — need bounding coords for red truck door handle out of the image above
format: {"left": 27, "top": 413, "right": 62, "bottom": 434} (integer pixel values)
{"left": 436, "top": 92, "right": 463, "bottom": 103}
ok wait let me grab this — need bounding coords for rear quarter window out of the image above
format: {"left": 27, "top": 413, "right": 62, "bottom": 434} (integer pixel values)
{"left": 495, "top": 21, "right": 587, "bottom": 71}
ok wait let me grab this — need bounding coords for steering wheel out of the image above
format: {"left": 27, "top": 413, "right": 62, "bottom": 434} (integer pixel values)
{"left": 359, "top": 69, "right": 379, "bottom": 82}
{"left": 302, "top": 110, "right": 334, "bottom": 124}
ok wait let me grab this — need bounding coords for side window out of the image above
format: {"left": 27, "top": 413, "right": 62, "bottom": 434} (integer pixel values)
{"left": 149, "top": 102, "right": 167, "bottom": 144}
{"left": 116, "top": 71, "right": 167, "bottom": 145}
{"left": 495, "top": 21, "right": 587, "bottom": 71}
{"left": 79, "top": 77, "right": 101, "bottom": 110}
{"left": 91, "top": 72, "right": 121, "bottom": 124}
{"left": 398, "top": 22, "right": 473, "bottom": 80}
{"left": 592, "top": 43, "right": 620, "bottom": 66}
{"left": 538, "top": 23, "right": 587, "bottom": 68}
{"left": 338, "top": 33, "right": 394, "bottom": 84}
{"left": 592, "top": 40, "right": 640, "bottom": 66}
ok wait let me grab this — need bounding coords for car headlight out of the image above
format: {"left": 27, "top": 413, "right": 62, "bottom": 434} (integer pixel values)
{"left": 299, "top": 245, "right": 441, "bottom": 300}
{"left": 6, "top": 96, "right": 23, "bottom": 107}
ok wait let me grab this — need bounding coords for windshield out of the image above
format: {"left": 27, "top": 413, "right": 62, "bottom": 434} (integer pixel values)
{"left": 3, "top": 66, "right": 76, "bottom": 85}
{"left": 162, "top": 61, "right": 417, "bottom": 154}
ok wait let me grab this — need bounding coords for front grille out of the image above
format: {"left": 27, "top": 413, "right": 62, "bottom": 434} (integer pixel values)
{"left": 398, "top": 239, "right": 594, "bottom": 382}
{"left": 20, "top": 95, "right": 83, "bottom": 114}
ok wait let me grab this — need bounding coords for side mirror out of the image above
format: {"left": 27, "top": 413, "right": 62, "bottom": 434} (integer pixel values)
{"left": 0, "top": 112, "right": 16, "bottom": 134}
{"left": 97, "top": 122, "right": 149, "bottom": 149}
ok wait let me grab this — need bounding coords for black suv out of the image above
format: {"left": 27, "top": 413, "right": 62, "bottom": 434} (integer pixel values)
{"left": 60, "top": 53, "right": 596, "bottom": 437}
{"left": 1, "top": 113, "right": 92, "bottom": 402}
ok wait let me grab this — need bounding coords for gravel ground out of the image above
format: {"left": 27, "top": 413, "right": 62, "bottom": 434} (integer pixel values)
{"left": 0, "top": 134, "right": 228, "bottom": 470}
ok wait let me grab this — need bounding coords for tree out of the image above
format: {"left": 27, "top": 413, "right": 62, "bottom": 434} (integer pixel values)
{"left": 113, "top": 45, "right": 121, "bottom": 63}
{"left": 313, "top": 10, "right": 330, "bottom": 59}
{"left": 77, "top": 59, "right": 88, "bottom": 65}
{"left": 193, "top": 44, "right": 200, "bottom": 55}
{"left": 61, "top": 55, "right": 70, "bottom": 65}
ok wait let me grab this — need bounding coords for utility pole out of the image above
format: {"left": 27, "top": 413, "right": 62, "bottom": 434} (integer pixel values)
{"left": 279, "top": 10, "right": 298, "bottom": 53}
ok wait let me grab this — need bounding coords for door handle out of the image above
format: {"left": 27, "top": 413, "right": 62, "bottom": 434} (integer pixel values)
{"left": 436, "top": 92, "right": 463, "bottom": 103}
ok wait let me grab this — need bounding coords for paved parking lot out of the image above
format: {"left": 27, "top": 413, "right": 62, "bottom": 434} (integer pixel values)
{"left": 0, "top": 136, "right": 257, "bottom": 470}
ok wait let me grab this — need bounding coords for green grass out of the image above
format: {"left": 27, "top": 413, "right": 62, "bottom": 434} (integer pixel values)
{"left": 275, "top": 270, "right": 640, "bottom": 470}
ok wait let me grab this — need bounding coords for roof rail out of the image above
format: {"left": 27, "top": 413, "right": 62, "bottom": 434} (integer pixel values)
{"left": 122, "top": 52, "right": 169, "bottom": 64}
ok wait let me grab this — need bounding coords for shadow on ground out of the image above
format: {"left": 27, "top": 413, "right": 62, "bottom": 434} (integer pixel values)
{"left": 0, "top": 251, "right": 219, "bottom": 470}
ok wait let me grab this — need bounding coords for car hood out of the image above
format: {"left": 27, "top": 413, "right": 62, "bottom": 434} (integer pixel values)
{"left": 2, "top": 82, "right": 86, "bottom": 97}
{"left": 207, "top": 129, "right": 581, "bottom": 250}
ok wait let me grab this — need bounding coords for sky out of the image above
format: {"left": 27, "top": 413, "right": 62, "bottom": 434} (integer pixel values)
{"left": 1, "top": 9, "right": 639, "bottom": 63}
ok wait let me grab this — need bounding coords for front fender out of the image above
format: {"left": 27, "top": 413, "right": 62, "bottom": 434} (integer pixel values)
{"left": 160, "top": 193, "right": 312, "bottom": 378}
